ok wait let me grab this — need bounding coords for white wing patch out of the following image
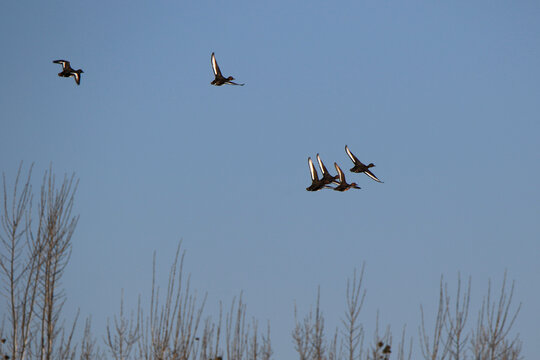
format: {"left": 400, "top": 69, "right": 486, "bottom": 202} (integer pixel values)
{"left": 345, "top": 146, "right": 356, "bottom": 163}
{"left": 308, "top": 158, "right": 318, "bottom": 181}
{"left": 211, "top": 54, "right": 219, "bottom": 76}
{"left": 317, "top": 154, "right": 325, "bottom": 174}
{"left": 334, "top": 163, "right": 344, "bottom": 182}
{"left": 71, "top": 72, "right": 80, "bottom": 84}
{"left": 365, "top": 170, "right": 381, "bottom": 182}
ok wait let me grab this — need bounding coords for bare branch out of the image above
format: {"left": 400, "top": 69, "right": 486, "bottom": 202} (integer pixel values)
{"left": 470, "top": 271, "right": 522, "bottom": 360}
{"left": 341, "top": 266, "right": 366, "bottom": 360}
{"left": 419, "top": 276, "right": 449, "bottom": 360}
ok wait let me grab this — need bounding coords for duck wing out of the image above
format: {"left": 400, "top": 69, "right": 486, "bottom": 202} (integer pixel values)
{"left": 225, "top": 80, "right": 244, "bottom": 86}
{"left": 364, "top": 169, "right": 383, "bottom": 183}
{"left": 71, "top": 72, "right": 81, "bottom": 85}
{"left": 53, "top": 60, "right": 70, "bottom": 71}
{"left": 316, "top": 154, "right": 330, "bottom": 175}
{"left": 211, "top": 53, "right": 222, "bottom": 77}
{"left": 308, "top": 157, "right": 319, "bottom": 182}
{"left": 345, "top": 145, "right": 363, "bottom": 166}
{"left": 334, "top": 162, "right": 346, "bottom": 184}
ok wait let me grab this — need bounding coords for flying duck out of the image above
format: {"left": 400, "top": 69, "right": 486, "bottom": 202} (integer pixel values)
{"left": 53, "top": 60, "right": 84, "bottom": 85}
{"left": 306, "top": 157, "right": 331, "bottom": 192}
{"left": 316, "top": 153, "right": 339, "bottom": 186}
{"left": 333, "top": 163, "right": 361, "bottom": 191}
{"left": 345, "top": 145, "right": 383, "bottom": 183}
{"left": 211, "top": 52, "right": 244, "bottom": 86}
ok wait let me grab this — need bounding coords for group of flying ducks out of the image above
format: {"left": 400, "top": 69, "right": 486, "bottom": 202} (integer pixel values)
{"left": 307, "top": 145, "right": 383, "bottom": 192}
{"left": 52, "top": 52, "right": 243, "bottom": 86}
{"left": 52, "top": 56, "right": 381, "bottom": 193}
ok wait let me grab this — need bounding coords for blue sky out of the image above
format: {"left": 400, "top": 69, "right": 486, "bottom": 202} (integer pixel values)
{"left": 1, "top": 0, "right": 539, "bottom": 358}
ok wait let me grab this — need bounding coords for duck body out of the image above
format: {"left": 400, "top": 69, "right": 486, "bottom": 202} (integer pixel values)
{"left": 306, "top": 182, "right": 327, "bottom": 192}
{"left": 211, "top": 75, "right": 240, "bottom": 86}
{"left": 345, "top": 145, "right": 383, "bottom": 183}
{"left": 333, "top": 182, "right": 361, "bottom": 192}
{"left": 350, "top": 162, "right": 374, "bottom": 174}
{"left": 211, "top": 52, "right": 244, "bottom": 86}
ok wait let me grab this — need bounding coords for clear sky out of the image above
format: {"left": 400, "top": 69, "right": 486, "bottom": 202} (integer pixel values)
{"left": 1, "top": 0, "right": 539, "bottom": 358}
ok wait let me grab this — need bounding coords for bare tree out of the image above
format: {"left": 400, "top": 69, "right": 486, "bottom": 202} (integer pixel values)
{"left": 1, "top": 164, "right": 78, "bottom": 360}
{"left": 444, "top": 274, "right": 470, "bottom": 360}
{"left": 419, "top": 276, "right": 449, "bottom": 360}
{"left": 328, "top": 328, "right": 339, "bottom": 360}
{"left": 136, "top": 244, "right": 206, "bottom": 360}
{"left": 1, "top": 164, "right": 38, "bottom": 360}
{"left": 419, "top": 273, "right": 522, "bottom": 360}
{"left": 470, "top": 272, "right": 522, "bottom": 360}
{"left": 198, "top": 304, "right": 223, "bottom": 360}
{"left": 292, "top": 301, "right": 314, "bottom": 360}
{"left": 2, "top": 165, "right": 526, "bottom": 360}
{"left": 292, "top": 287, "right": 326, "bottom": 360}
{"left": 225, "top": 295, "right": 248, "bottom": 360}
{"left": 35, "top": 168, "right": 79, "bottom": 360}
{"left": 366, "top": 313, "right": 391, "bottom": 360}
{"left": 80, "top": 317, "right": 103, "bottom": 360}
{"left": 312, "top": 288, "right": 326, "bottom": 360}
{"left": 293, "top": 271, "right": 399, "bottom": 360}
{"left": 105, "top": 291, "right": 139, "bottom": 360}
{"left": 194, "top": 295, "right": 272, "bottom": 360}
{"left": 341, "top": 266, "right": 366, "bottom": 360}
{"left": 259, "top": 322, "right": 273, "bottom": 360}
{"left": 395, "top": 326, "right": 412, "bottom": 360}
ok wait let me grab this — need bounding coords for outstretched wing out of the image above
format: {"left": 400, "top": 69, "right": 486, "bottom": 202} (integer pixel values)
{"left": 71, "top": 72, "right": 81, "bottom": 85}
{"left": 364, "top": 169, "right": 383, "bottom": 183}
{"left": 334, "top": 163, "right": 345, "bottom": 183}
{"left": 316, "top": 154, "right": 330, "bottom": 175}
{"left": 225, "top": 80, "right": 244, "bottom": 86}
{"left": 308, "top": 157, "right": 319, "bottom": 182}
{"left": 53, "top": 59, "right": 70, "bottom": 71}
{"left": 345, "top": 145, "right": 362, "bottom": 165}
{"left": 211, "top": 52, "right": 222, "bottom": 76}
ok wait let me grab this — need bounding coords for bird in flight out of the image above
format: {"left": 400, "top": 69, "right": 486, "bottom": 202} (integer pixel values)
{"left": 210, "top": 52, "right": 244, "bottom": 86}
{"left": 53, "top": 60, "right": 84, "bottom": 85}
{"left": 345, "top": 145, "right": 383, "bottom": 183}
{"left": 306, "top": 157, "right": 332, "bottom": 191}
{"left": 333, "top": 163, "right": 361, "bottom": 191}
{"left": 316, "top": 153, "right": 339, "bottom": 186}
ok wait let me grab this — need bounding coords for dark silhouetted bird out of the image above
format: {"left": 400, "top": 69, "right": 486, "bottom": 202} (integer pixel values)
{"left": 333, "top": 163, "right": 361, "bottom": 191}
{"left": 345, "top": 145, "right": 383, "bottom": 183}
{"left": 306, "top": 157, "right": 331, "bottom": 191}
{"left": 53, "top": 60, "right": 84, "bottom": 85}
{"left": 211, "top": 52, "right": 244, "bottom": 86}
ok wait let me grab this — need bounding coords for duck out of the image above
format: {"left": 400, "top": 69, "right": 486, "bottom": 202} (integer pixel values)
{"left": 53, "top": 60, "right": 84, "bottom": 85}
{"left": 306, "top": 157, "right": 331, "bottom": 192}
{"left": 316, "top": 153, "right": 339, "bottom": 186}
{"left": 333, "top": 163, "right": 361, "bottom": 191}
{"left": 211, "top": 52, "right": 244, "bottom": 86}
{"left": 345, "top": 145, "right": 383, "bottom": 183}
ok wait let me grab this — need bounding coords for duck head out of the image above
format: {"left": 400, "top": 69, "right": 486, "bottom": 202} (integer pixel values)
{"left": 367, "top": 163, "right": 375, "bottom": 168}
{"left": 227, "top": 76, "right": 235, "bottom": 80}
